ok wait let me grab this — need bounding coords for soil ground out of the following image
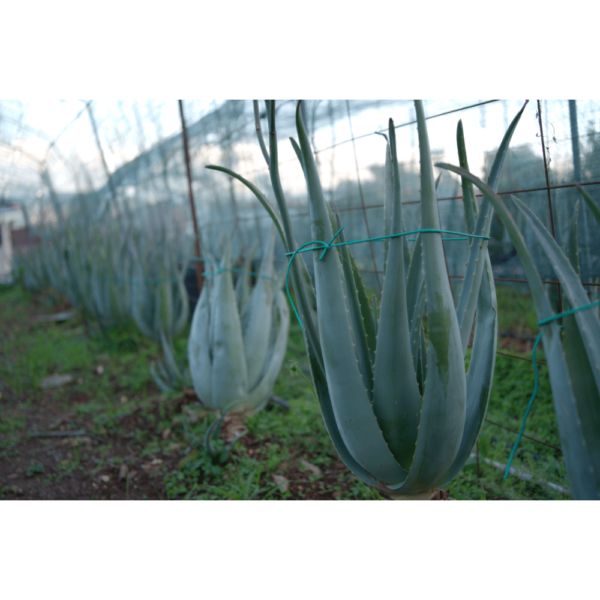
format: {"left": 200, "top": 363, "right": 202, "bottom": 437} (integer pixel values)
{"left": 1, "top": 284, "right": 569, "bottom": 500}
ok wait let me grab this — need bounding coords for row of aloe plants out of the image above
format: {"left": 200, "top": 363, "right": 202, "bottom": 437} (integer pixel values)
{"left": 13, "top": 99, "right": 600, "bottom": 499}
{"left": 14, "top": 197, "right": 292, "bottom": 410}
{"left": 205, "top": 99, "right": 600, "bottom": 500}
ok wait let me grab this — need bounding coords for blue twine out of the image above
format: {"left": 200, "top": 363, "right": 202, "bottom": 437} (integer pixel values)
{"left": 504, "top": 298, "right": 600, "bottom": 479}
{"left": 284, "top": 226, "right": 490, "bottom": 328}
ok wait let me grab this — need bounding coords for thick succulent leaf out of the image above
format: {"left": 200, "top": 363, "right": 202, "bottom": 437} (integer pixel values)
{"left": 188, "top": 279, "right": 213, "bottom": 407}
{"left": 172, "top": 257, "right": 190, "bottom": 338}
{"left": 303, "top": 332, "right": 395, "bottom": 490}
{"left": 296, "top": 101, "right": 406, "bottom": 485}
{"left": 150, "top": 362, "right": 172, "bottom": 393}
{"left": 205, "top": 165, "right": 286, "bottom": 247}
{"left": 335, "top": 214, "right": 375, "bottom": 399}
{"left": 439, "top": 251, "right": 498, "bottom": 487}
{"left": 265, "top": 107, "right": 322, "bottom": 371}
{"left": 209, "top": 244, "right": 248, "bottom": 410}
{"left": 562, "top": 202, "right": 600, "bottom": 484}
{"left": 371, "top": 295, "right": 378, "bottom": 338}
{"left": 208, "top": 132, "right": 322, "bottom": 376}
{"left": 388, "top": 101, "right": 466, "bottom": 494}
{"left": 455, "top": 103, "right": 526, "bottom": 355}
{"left": 245, "top": 291, "right": 290, "bottom": 411}
{"left": 383, "top": 143, "right": 393, "bottom": 271}
{"left": 514, "top": 196, "right": 600, "bottom": 485}
{"left": 410, "top": 278, "right": 426, "bottom": 378}
{"left": 160, "top": 329, "right": 184, "bottom": 383}
{"left": 346, "top": 248, "right": 377, "bottom": 366}
{"left": 567, "top": 201, "right": 581, "bottom": 273}
{"left": 456, "top": 120, "right": 478, "bottom": 233}
{"left": 435, "top": 163, "right": 599, "bottom": 498}
{"left": 576, "top": 184, "right": 600, "bottom": 227}
{"left": 513, "top": 196, "right": 600, "bottom": 392}
{"left": 405, "top": 234, "right": 423, "bottom": 332}
{"left": 243, "top": 227, "right": 275, "bottom": 390}
{"left": 372, "top": 119, "right": 422, "bottom": 470}
{"left": 237, "top": 241, "right": 258, "bottom": 314}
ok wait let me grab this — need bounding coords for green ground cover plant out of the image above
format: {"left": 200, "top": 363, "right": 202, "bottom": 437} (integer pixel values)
{"left": 0, "top": 281, "right": 567, "bottom": 499}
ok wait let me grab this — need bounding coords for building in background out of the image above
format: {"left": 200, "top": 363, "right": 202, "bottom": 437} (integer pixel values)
{"left": 0, "top": 201, "right": 26, "bottom": 283}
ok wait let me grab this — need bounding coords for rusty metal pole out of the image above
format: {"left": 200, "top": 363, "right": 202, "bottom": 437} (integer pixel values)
{"left": 178, "top": 100, "right": 203, "bottom": 297}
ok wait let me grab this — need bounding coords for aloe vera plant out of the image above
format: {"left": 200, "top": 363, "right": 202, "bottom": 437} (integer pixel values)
{"left": 187, "top": 226, "right": 290, "bottom": 413}
{"left": 206, "top": 100, "right": 525, "bottom": 498}
{"left": 436, "top": 164, "right": 600, "bottom": 499}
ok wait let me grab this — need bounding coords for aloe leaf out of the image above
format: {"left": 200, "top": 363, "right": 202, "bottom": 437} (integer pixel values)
{"left": 575, "top": 184, "right": 600, "bottom": 227}
{"left": 208, "top": 135, "right": 322, "bottom": 376}
{"left": 209, "top": 243, "right": 248, "bottom": 410}
{"left": 457, "top": 120, "right": 478, "bottom": 233}
{"left": 455, "top": 103, "right": 526, "bottom": 356}
{"left": 512, "top": 196, "right": 600, "bottom": 391}
{"left": 383, "top": 142, "right": 393, "bottom": 271}
{"left": 435, "top": 163, "right": 599, "bottom": 498}
{"left": 172, "top": 256, "right": 190, "bottom": 338}
{"left": 243, "top": 227, "right": 275, "bottom": 390}
{"left": 188, "top": 278, "right": 213, "bottom": 407}
{"left": 405, "top": 234, "right": 423, "bottom": 331}
{"left": 348, "top": 246, "right": 378, "bottom": 366}
{"left": 372, "top": 119, "right": 422, "bottom": 470}
{"left": 334, "top": 216, "right": 375, "bottom": 398}
{"left": 388, "top": 101, "right": 466, "bottom": 494}
{"left": 439, "top": 248, "right": 498, "bottom": 487}
{"left": 246, "top": 291, "right": 290, "bottom": 411}
{"left": 296, "top": 101, "right": 406, "bottom": 484}
{"left": 371, "top": 295, "right": 378, "bottom": 338}
{"left": 160, "top": 328, "right": 184, "bottom": 383}
{"left": 562, "top": 202, "right": 600, "bottom": 483}
{"left": 409, "top": 277, "right": 426, "bottom": 376}
{"left": 205, "top": 165, "right": 286, "bottom": 249}
{"left": 237, "top": 241, "right": 258, "bottom": 315}
{"left": 306, "top": 340, "right": 395, "bottom": 490}
{"left": 150, "top": 362, "right": 172, "bottom": 393}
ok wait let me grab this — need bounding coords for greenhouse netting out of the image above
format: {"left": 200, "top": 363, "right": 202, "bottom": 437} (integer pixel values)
{"left": 1, "top": 99, "right": 599, "bottom": 292}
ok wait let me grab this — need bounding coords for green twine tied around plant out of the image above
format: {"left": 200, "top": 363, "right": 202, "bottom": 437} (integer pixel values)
{"left": 284, "top": 227, "right": 491, "bottom": 328}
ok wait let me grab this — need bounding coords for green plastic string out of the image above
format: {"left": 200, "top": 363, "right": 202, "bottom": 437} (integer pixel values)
{"left": 284, "top": 226, "right": 491, "bottom": 328}
{"left": 504, "top": 298, "right": 600, "bottom": 479}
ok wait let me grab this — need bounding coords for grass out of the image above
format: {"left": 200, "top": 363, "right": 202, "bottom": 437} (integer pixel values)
{"left": 0, "top": 281, "right": 569, "bottom": 500}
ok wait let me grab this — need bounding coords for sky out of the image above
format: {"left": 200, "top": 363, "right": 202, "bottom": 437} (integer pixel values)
{"left": 1, "top": 99, "right": 597, "bottom": 212}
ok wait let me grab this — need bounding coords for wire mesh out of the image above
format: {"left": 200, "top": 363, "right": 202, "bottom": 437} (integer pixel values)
{"left": 1, "top": 98, "right": 599, "bottom": 460}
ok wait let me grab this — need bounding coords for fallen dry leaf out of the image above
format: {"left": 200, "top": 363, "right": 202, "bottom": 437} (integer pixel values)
{"left": 100, "top": 475, "right": 110, "bottom": 483}
{"left": 272, "top": 475, "right": 289, "bottom": 493}
{"left": 300, "top": 460, "right": 322, "bottom": 476}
